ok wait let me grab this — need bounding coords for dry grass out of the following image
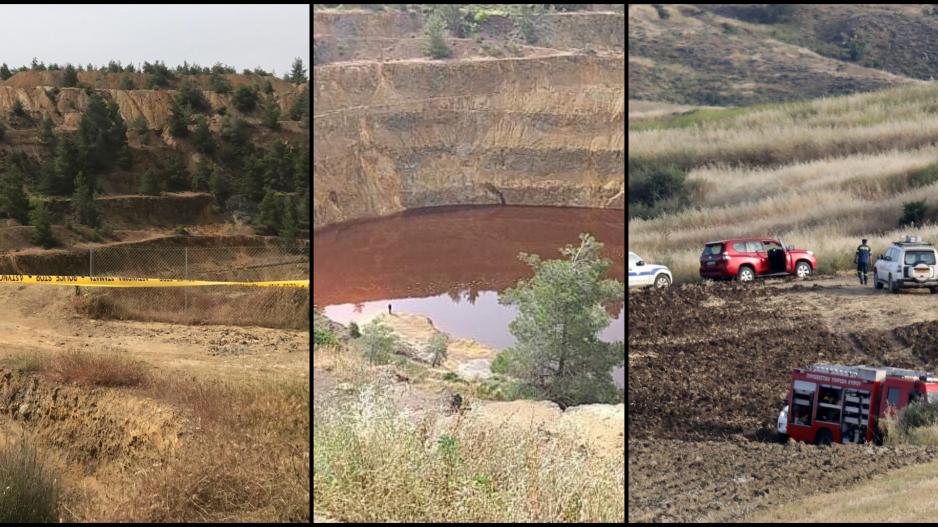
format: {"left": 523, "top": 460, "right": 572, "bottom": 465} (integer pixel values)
{"left": 744, "top": 458, "right": 938, "bottom": 522}
{"left": 313, "top": 383, "right": 624, "bottom": 523}
{"left": 42, "top": 350, "right": 148, "bottom": 387}
{"left": 74, "top": 288, "right": 310, "bottom": 330}
{"left": 0, "top": 437, "right": 60, "bottom": 523}
{"left": 104, "top": 372, "right": 310, "bottom": 522}
{"left": 629, "top": 83, "right": 938, "bottom": 168}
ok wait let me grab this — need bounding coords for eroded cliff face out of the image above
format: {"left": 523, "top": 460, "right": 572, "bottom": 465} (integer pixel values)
{"left": 0, "top": 77, "right": 306, "bottom": 131}
{"left": 312, "top": 54, "right": 625, "bottom": 228}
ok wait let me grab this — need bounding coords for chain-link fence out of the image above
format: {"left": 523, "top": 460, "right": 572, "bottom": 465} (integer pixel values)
{"left": 78, "top": 244, "right": 310, "bottom": 329}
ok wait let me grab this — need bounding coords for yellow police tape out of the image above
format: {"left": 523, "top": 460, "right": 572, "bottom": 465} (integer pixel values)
{"left": 0, "top": 274, "right": 309, "bottom": 288}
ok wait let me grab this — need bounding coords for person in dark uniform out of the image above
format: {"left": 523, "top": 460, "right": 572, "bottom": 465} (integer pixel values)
{"left": 855, "top": 238, "right": 872, "bottom": 285}
{"left": 388, "top": 303, "right": 392, "bottom": 314}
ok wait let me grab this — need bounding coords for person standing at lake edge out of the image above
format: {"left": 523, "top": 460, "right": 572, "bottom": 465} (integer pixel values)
{"left": 388, "top": 303, "right": 392, "bottom": 314}
{"left": 855, "top": 238, "right": 872, "bottom": 285}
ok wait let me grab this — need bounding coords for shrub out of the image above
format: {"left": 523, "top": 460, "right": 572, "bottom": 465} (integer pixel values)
{"left": 349, "top": 321, "right": 361, "bottom": 338}
{"left": 900, "top": 199, "right": 928, "bottom": 227}
{"left": 314, "top": 326, "right": 338, "bottom": 347}
{"left": 0, "top": 440, "right": 59, "bottom": 522}
{"left": 360, "top": 320, "right": 400, "bottom": 365}
{"left": 628, "top": 157, "right": 697, "bottom": 219}
{"left": 168, "top": 98, "right": 190, "bottom": 138}
{"left": 119, "top": 75, "right": 134, "bottom": 90}
{"left": 428, "top": 332, "right": 449, "bottom": 367}
{"left": 0, "top": 63, "right": 11, "bottom": 80}
{"left": 651, "top": 4, "right": 669, "bottom": 19}
{"left": 39, "top": 116, "right": 54, "bottom": 144}
{"left": 44, "top": 350, "right": 148, "bottom": 387}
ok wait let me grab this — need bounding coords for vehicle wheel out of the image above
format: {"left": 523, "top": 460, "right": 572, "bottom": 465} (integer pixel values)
{"left": 889, "top": 274, "right": 900, "bottom": 293}
{"left": 776, "top": 433, "right": 789, "bottom": 444}
{"left": 737, "top": 266, "right": 755, "bottom": 282}
{"left": 815, "top": 429, "right": 833, "bottom": 446}
{"left": 874, "top": 269, "right": 884, "bottom": 289}
{"left": 931, "top": 287, "right": 938, "bottom": 294}
{"left": 654, "top": 274, "right": 671, "bottom": 289}
{"left": 795, "top": 261, "right": 811, "bottom": 279}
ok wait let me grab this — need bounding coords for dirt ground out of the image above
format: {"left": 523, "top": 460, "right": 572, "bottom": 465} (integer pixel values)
{"left": 628, "top": 273, "right": 938, "bottom": 522}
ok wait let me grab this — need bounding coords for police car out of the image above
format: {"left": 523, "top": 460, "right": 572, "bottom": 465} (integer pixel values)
{"left": 628, "top": 251, "right": 672, "bottom": 289}
{"left": 873, "top": 235, "right": 938, "bottom": 293}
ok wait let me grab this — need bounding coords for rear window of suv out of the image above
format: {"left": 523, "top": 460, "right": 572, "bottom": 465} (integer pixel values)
{"left": 704, "top": 243, "right": 724, "bottom": 255}
{"left": 905, "top": 250, "right": 937, "bottom": 266}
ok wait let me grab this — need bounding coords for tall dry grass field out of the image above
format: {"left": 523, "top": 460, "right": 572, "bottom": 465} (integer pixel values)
{"left": 629, "top": 82, "right": 938, "bottom": 282}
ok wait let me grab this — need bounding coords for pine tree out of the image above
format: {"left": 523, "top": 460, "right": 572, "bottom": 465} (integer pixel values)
{"left": 39, "top": 116, "right": 55, "bottom": 145}
{"left": 139, "top": 168, "right": 160, "bottom": 195}
{"left": 119, "top": 76, "right": 134, "bottom": 90}
{"left": 165, "top": 154, "right": 189, "bottom": 192}
{"left": 191, "top": 157, "right": 213, "bottom": 191}
{"left": 288, "top": 58, "right": 307, "bottom": 84}
{"left": 280, "top": 196, "right": 297, "bottom": 247}
{"left": 232, "top": 85, "right": 258, "bottom": 113}
{"left": 117, "top": 145, "right": 132, "bottom": 170}
{"left": 239, "top": 153, "right": 265, "bottom": 202}
{"left": 263, "top": 79, "right": 274, "bottom": 95}
{"left": 288, "top": 88, "right": 309, "bottom": 121}
{"left": 30, "top": 202, "right": 56, "bottom": 248}
{"left": 294, "top": 142, "right": 309, "bottom": 193}
{"left": 71, "top": 171, "right": 99, "bottom": 227}
{"left": 424, "top": 13, "right": 452, "bottom": 59}
{"left": 208, "top": 164, "right": 229, "bottom": 206}
{"left": 168, "top": 98, "right": 190, "bottom": 138}
{"left": 192, "top": 115, "right": 215, "bottom": 154}
{"left": 253, "top": 190, "right": 282, "bottom": 235}
{"left": 52, "top": 135, "right": 79, "bottom": 195}
{"left": 176, "top": 80, "right": 209, "bottom": 113}
{"left": 0, "top": 165, "right": 30, "bottom": 224}
{"left": 262, "top": 96, "right": 280, "bottom": 129}
{"left": 498, "top": 234, "right": 624, "bottom": 406}
{"left": 208, "top": 71, "right": 232, "bottom": 94}
{"left": 0, "top": 63, "right": 12, "bottom": 80}
{"left": 10, "top": 98, "right": 26, "bottom": 118}
{"left": 63, "top": 64, "right": 78, "bottom": 87}
{"left": 298, "top": 188, "right": 310, "bottom": 230}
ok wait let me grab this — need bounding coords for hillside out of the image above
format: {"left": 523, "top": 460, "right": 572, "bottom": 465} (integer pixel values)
{"left": 628, "top": 81, "right": 938, "bottom": 281}
{"left": 0, "top": 65, "right": 310, "bottom": 248}
{"left": 629, "top": 4, "right": 922, "bottom": 105}
{"left": 313, "top": 5, "right": 624, "bottom": 228}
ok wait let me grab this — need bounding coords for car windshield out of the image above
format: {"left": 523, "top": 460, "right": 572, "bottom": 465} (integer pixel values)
{"left": 905, "top": 250, "right": 937, "bottom": 266}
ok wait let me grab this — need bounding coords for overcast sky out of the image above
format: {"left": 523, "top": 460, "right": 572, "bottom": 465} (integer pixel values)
{"left": 0, "top": 4, "right": 309, "bottom": 75}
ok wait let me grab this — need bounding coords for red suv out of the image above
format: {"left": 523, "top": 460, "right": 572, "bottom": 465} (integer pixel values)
{"left": 699, "top": 238, "right": 817, "bottom": 282}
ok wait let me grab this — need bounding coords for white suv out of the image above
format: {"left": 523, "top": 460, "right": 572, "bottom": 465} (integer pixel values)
{"left": 628, "top": 251, "right": 672, "bottom": 289}
{"left": 873, "top": 236, "right": 938, "bottom": 293}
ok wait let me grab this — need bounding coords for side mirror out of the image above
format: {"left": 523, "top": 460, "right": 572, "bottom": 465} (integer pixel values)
{"left": 637, "top": 261, "right": 645, "bottom": 266}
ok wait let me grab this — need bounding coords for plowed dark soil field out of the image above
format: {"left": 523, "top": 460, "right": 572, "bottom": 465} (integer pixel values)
{"left": 628, "top": 276, "right": 938, "bottom": 522}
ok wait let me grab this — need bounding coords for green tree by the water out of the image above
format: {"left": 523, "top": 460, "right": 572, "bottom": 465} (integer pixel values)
{"left": 360, "top": 320, "right": 400, "bottom": 365}
{"left": 498, "top": 233, "right": 624, "bottom": 407}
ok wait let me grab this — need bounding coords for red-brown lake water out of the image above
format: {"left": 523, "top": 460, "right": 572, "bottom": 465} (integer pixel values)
{"left": 313, "top": 205, "right": 624, "bottom": 388}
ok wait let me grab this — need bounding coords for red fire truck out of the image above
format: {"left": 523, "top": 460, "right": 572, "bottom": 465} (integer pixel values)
{"left": 778, "top": 364, "right": 938, "bottom": 445}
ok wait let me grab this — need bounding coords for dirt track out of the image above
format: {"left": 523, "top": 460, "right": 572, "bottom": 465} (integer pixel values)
{"left": 628, "top": 274, "right": 938, "bottom": 522}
